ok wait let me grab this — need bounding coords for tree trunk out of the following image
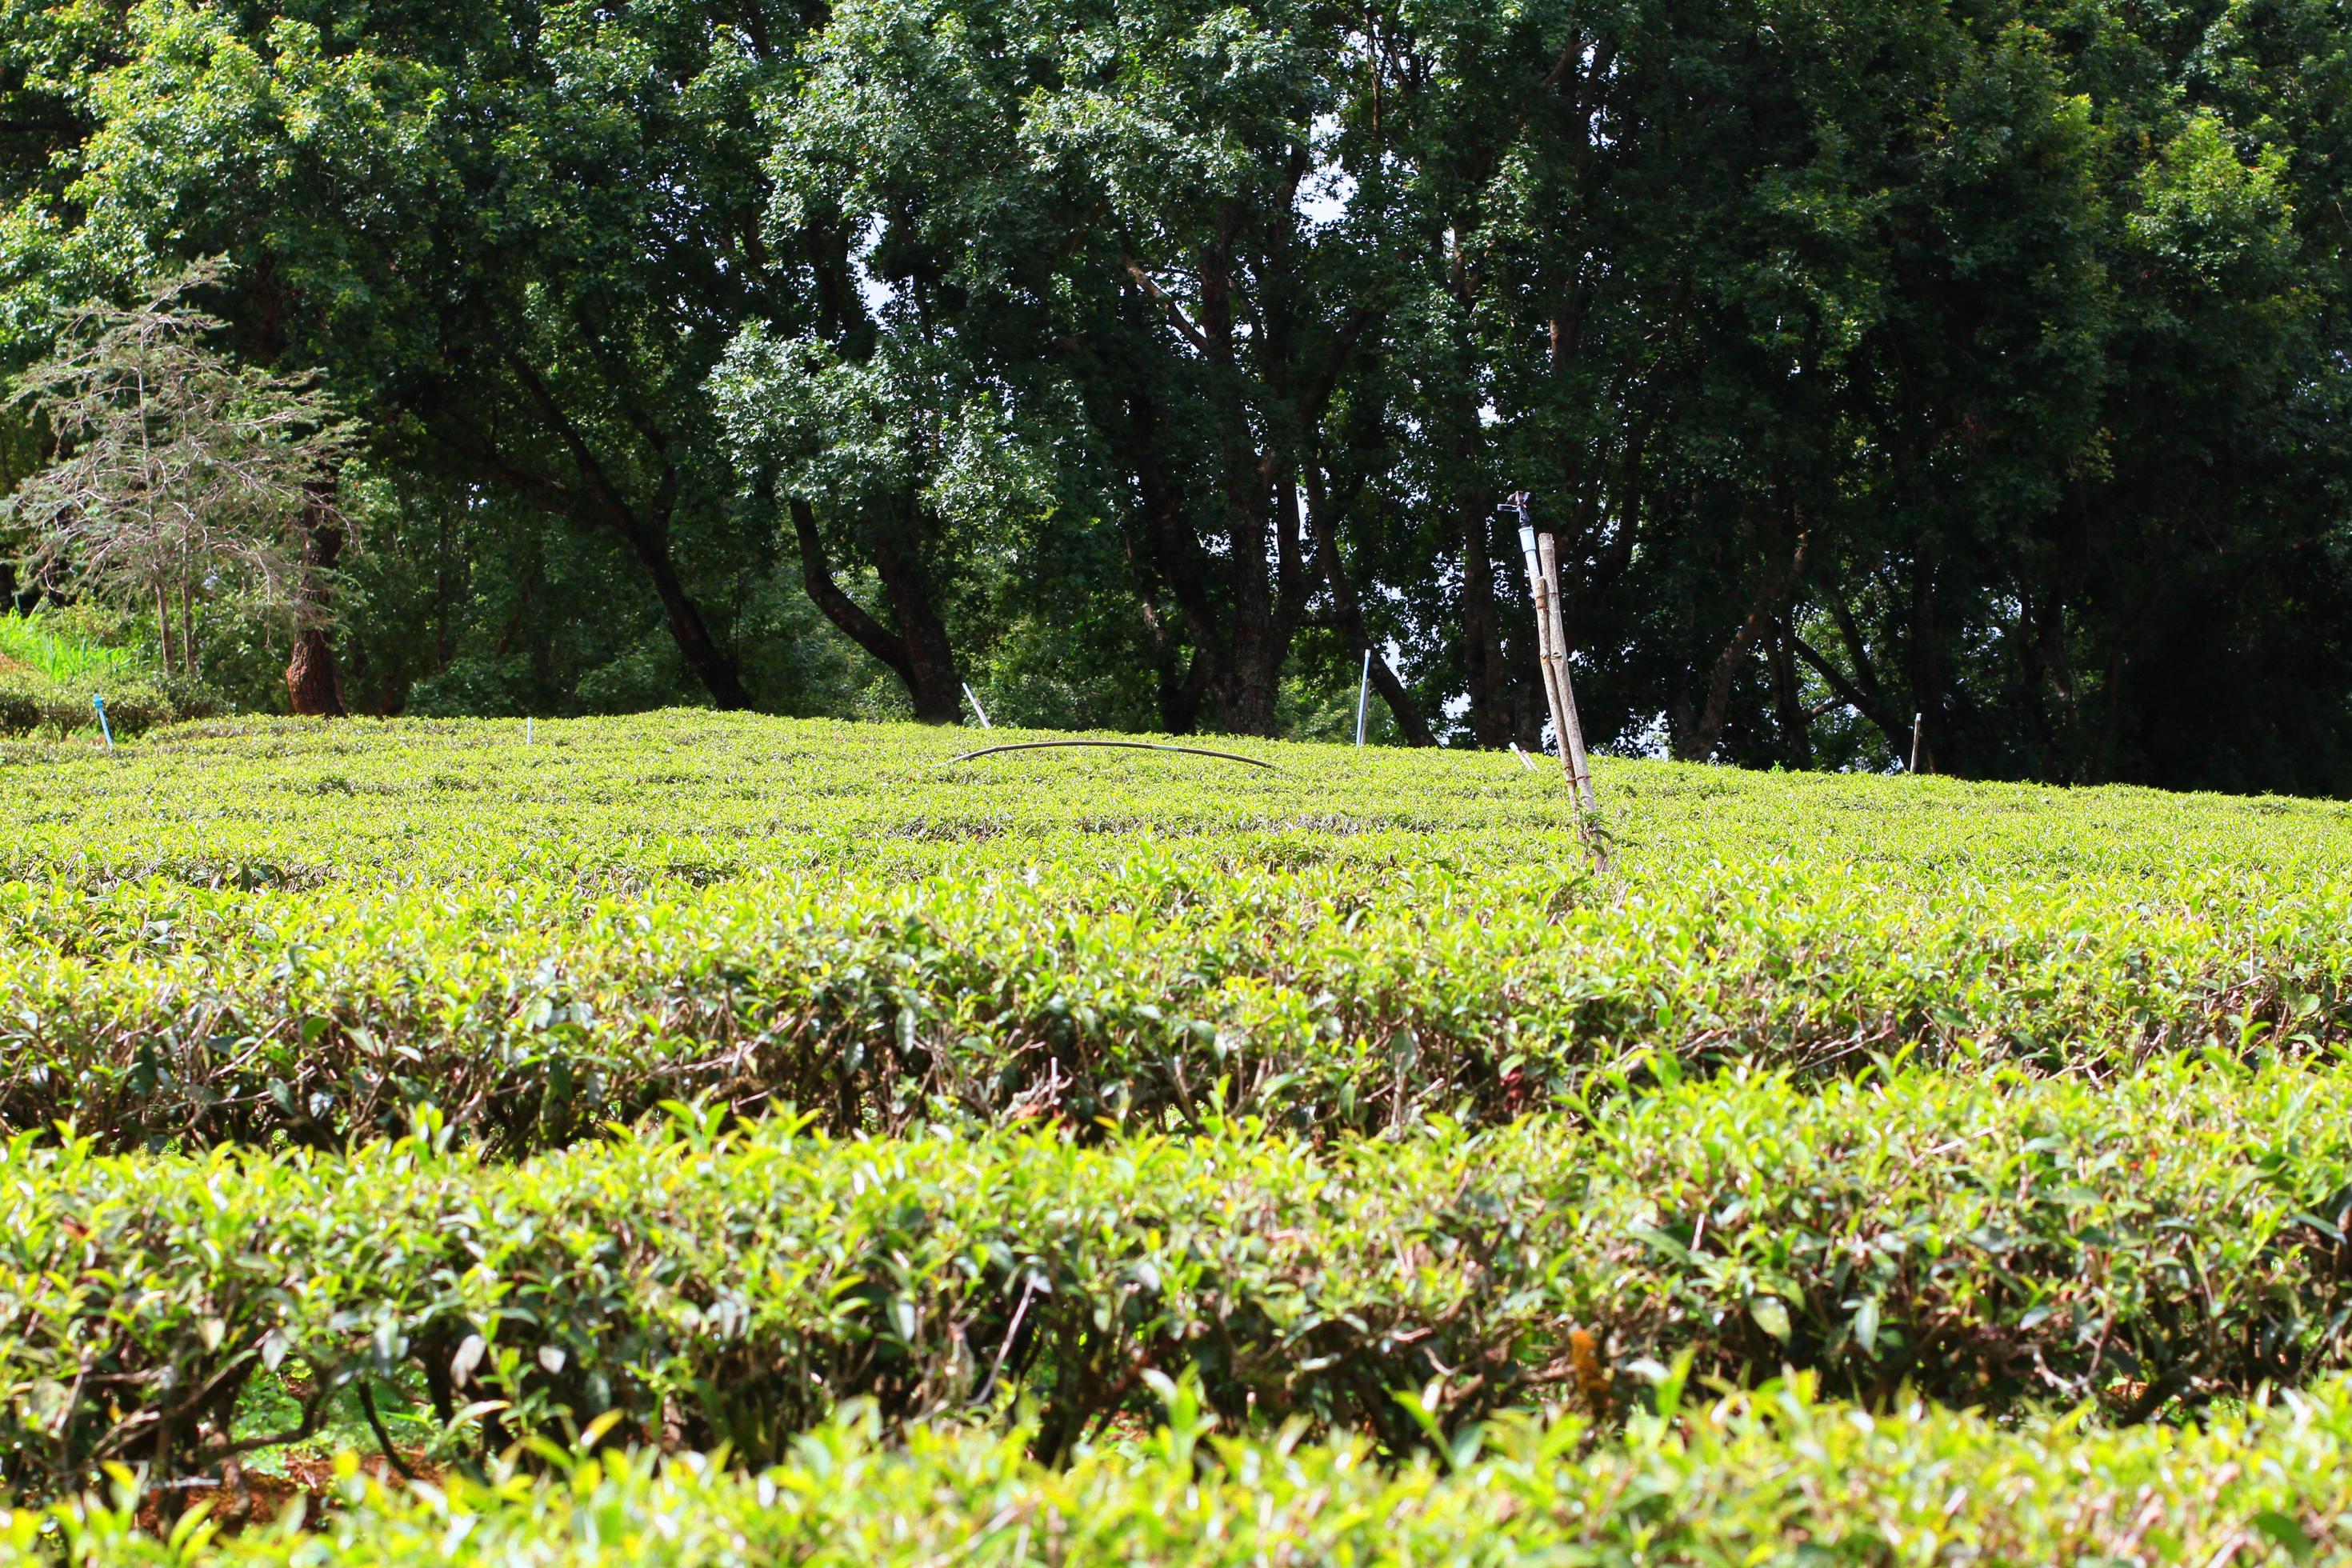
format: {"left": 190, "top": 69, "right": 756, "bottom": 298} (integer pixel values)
{"left": 789, "top": 494, "right": 962, "bottom": 723}
{"left": 616, "top": 517, "right": 750, "bottom": 711}
{"left": 1315, "top": 487, "right": 1435, "bottom": 746}
{"left": 285, "top": 502, "right": 346, "bottom": 717}
{"left": 1158, "top": 648, "right": 1210, "bottom": 734}
{"left": 1217, "top": 478, "right": 1283, "bottom": 737}
{"left": 868, "top": 496, "right": 963, "bottom": 724}
{"left": 1789, "top": 603, "right": 1912, "bottom": 763}
{"left": 1769, "top": 624, "right": 1811, "bottom": 770}
{"left": 1110, "top": 383, "right": 1222, "bottom": 732}
{"left": 1676, "top": 527, "right": 1811, "bottom": 762}
{"left": 483, "top": 334, "right": 751, "bottom": 712}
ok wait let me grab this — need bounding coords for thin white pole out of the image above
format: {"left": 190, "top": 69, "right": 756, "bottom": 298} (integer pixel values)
{"left": 1910, "top": 712, "right": 1922, "bottom": 774}
{"left": 963, "top": 683, "right": 993, "bottom": 729}
{"left": 1509, "top": 742, "right": 1535, "bottom": 771}
{"left": 1354, "top": 649, "right": 1370, "bottom": 747}
{"left": 526, "top": 717, "right": 534, "bottom": 745}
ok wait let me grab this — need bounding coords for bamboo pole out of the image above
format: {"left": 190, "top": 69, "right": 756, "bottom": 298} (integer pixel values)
{"left": 1516, "top": 504, "right": 1604, "bottom": 866}
{"left": 1537, "top": 530, "right": 1599, "bottom": 822}
{"left": 1515, "top": 518, "right": 1570, "bottom": 750}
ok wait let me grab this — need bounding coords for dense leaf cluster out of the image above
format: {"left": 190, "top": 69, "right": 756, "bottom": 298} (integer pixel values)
{"left": 3, "top": 0, "right": 2349, "bottom": 787}
{"left": 6, "top": 1063, "right": 2352, "bottom": 1498}
{"left": 2, "top": 717, "right": 2348, "bottom": 1153}
{"left": 7, "top": 715, "right": 2352, "bottom": 1545}
{"left": 21, "top": 1377, "right": 2352, "bottom": 1565}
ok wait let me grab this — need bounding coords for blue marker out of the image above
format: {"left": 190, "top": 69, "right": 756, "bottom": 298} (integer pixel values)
{"left": 92, "top": 694, "right": 114, "bottom": 752}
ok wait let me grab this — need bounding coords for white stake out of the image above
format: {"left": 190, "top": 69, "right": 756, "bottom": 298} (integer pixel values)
{"left": 1910, "top": 711, "right": 1922, "bottom": 774}
{"left": 1354, "top": 648, "right": 1370, "bottom": 747}
{"left": 963, "top": 683, "right": 992, "bottom": 729}
{"left": 1509, "top": 742, "right": 1535, "bottom": 771}
{"left": 526, "top": 717, "right": 534, "bottom": 746}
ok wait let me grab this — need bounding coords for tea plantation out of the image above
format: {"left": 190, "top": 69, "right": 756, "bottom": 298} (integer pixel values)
{"left": 5, "top": 713, "right": 2351, "bottom": 1562}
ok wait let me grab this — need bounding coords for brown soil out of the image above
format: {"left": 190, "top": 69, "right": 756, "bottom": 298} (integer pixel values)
{"left": 134, "top": 1450, "right": 446, "bottom": 1537}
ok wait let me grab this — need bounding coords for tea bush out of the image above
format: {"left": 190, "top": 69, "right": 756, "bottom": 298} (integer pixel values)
{"left": 8, "top": 714, "right": 2352, "bottom": 1546}
{"left": 6, "top": 1061, "right": 2350, "bottom": 1495}
{"left": 14, "top": 1376, "right": 2352, "bottom": 1565}
{"left": 2, "top": 715, "right": 2347, "bottom": 1154}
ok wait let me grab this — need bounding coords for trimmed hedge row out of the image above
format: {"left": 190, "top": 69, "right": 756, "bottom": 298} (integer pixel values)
{"left": 0, "top": 674, "right": 197, "bottom": 742}
{"left": 6, "top": 1061, "right": 2352, "bottom": 1498}
{"left": 10, "top": 714, "right": 2352, "bottom": 1157}
{"left": 4, "top": 855, "right": 2346, "bottom": 1155}
{"left": 11, "top": 711, "right": 2349, "bottom": 894}
{"left": 18, "top": 1376, "right": 2352, "bottom": 1565}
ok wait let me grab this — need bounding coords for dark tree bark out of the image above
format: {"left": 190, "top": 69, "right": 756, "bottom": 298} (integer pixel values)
{"left": 1311, "top": 471, "right": 1436, "bottom": 746}
{"left": 1677, "top": 525, "right": 1811, "bottom": 762}
{"left": 1115, "top": 526, "right": 1210, "bottom": 734}
{"left": 1789, "top": 602, "right": 1914, "bottom": 763}
{"left": 1102, "top": 362, "right": 1223, "bottom": 733}
{"left": 1110, "top": 220, "right": 1371, "bottom": 737}
{"left": 483, "top": 331, "right": 753, "bottom": 711}
{"left": 868, "top": 498, "right": 963, "bottom": 724}
{"left": 285, "top": 496, "right": 347, "bottom": 717}
{"left": 1458, "top": 497, "right": 1514, "bottom": 747}
{"left": 618, "top": 511, "right": 752, "bottom": 711}
{"left": 790, "top": 495, "right": 963, "bottom": 722}
{"left": 1769, "top": 624, "right": 1812, "bottom": 770}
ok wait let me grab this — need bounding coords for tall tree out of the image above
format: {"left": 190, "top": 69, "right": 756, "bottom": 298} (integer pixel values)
{"left": 775, "top": 0, "right": 1407, "bottom": 736}
{"left": 2, "top": 0, "right": 803, "bottom": 708}
{"left": 5, "top": 259, "right": 352, "bottom": 689}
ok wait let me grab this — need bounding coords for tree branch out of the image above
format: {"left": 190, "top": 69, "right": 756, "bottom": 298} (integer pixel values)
{"left": 790, "top": 495, "right": 911, "bottom": 682}
{"left": 1119, "top": 255, "right": 1214, "bottom": 357}
{"left": 486, "top": 327, "right": 643, "bottom": 535}
{"left": 1789, "top": 623, "right": 1911, "bottom": 759}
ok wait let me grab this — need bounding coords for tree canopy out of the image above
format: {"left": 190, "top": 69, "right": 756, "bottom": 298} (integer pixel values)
{"left": 3, "top": 0, "right": 2349, "bottom": 788}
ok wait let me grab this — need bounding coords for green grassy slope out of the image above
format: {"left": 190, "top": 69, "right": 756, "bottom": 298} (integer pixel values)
{"left": 3, "top": 713, "right": 2350, "bottom": 1558}
{"left": 0, "top": 713, "right": 2343, "bottom": 1151}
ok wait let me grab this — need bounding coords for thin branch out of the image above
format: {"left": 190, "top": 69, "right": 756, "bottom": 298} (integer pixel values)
{"left": 1119, "top": 255, "right": 1215, "bottom": 357}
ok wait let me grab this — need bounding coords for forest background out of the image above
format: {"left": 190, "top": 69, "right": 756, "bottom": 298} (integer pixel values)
{"left": 2, "top": 0, "right": 2348, "bottom": 790}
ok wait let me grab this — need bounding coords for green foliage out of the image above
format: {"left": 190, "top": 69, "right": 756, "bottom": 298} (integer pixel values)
{"left": 0, "top": 610, "right": 141, "bottom": 688}
{"left": 4, "top": 1061, "right": 2352, "bottom": 1497}
{"left": 0, "top": 609, "right": 206, "bottom": 738}
{"left": 2, "top": 258, "right": 354, "bottom": 684}
{"left": 1, "top": 716, "right": 2349, "bottom": 1154}
{"left": 17, "top": 1377, "right": 2352, "bottom": 1565}
{"left": 0, "top": 0, "right": 2344, "bottom": 780}
{"left": 4, "top": 715, "right": 2352, "bottom": 1510}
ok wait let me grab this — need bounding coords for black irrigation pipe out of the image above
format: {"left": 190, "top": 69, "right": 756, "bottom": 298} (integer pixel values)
{"left": 943, "top": 740, "right": 1282, "bottom": 772}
